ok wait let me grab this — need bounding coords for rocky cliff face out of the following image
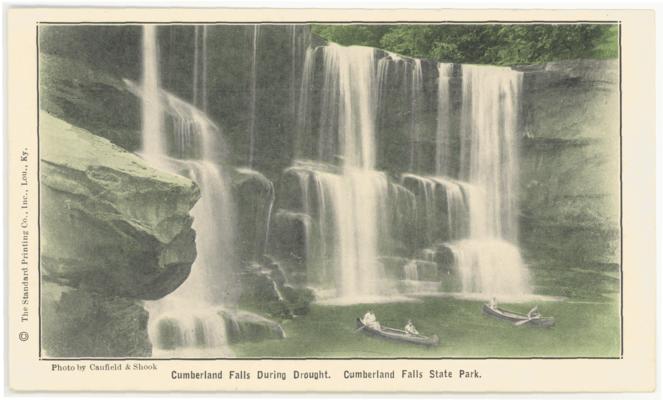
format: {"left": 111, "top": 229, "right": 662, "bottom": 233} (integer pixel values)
{"left": 40, "top": 113, "right": 200, "bottom": 356}
{"left": 517, "top": 59, "right": 620, "bottom": 266}
{"left": 39, "top": 53, "right": 142, "bottom": 152}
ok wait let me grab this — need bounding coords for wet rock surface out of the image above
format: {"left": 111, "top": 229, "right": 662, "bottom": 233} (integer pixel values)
{"left": 232, "top": 168, "right": 274, "bottom": 263}
{"left": 238, "top": 258, "right": 314, "bottom": 319}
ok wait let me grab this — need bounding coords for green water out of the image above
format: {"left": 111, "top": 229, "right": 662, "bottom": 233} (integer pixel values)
{"left": 232, "top": 295, "right": 620, "bottom": 358}
{"left": 232, "top": 261, "right": 620, "bottom": 358}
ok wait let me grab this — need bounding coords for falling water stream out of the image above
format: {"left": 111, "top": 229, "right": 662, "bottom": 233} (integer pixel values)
{"left": 294, "top": 45, "right": 396, "bottom": 303}
{"left": 435, "top": 63, "right": 454, "bottom": 176}
{"left": 248, "top": 25, "right": 260, "bottom": 168}
{"left": 437, "top": 65, "right": 529, "bottom": 297}
{"left": 139, "top": 25, "right": 237, "bottom": 356}
{"left": 296, "top": 44, "right": 530, "bottom": 301}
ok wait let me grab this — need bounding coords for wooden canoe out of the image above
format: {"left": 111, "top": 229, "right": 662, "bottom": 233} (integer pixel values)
{"left": 356, "top": 318, "right": 439, "bottom": 347}
{"left": 482, "top": 304, "right": 555, "bottom": 328}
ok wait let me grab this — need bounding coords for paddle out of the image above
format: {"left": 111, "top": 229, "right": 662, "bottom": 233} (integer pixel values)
{"left": 513, "top": 306, "right": 541, "bottom": 326}
{"left": 513, "top": 319, "right": 533, "bottom": 326}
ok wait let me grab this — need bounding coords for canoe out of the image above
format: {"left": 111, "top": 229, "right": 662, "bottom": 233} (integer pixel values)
{"left": 355, "top": 318, "right": 439, "bottom": 347}
{"left": 482, "top": 304, "right": 555, "bottom": 328}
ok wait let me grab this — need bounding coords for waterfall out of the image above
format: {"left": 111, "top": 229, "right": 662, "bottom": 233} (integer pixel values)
{"left": 138, "top": 25, "right": 237, "bottom": 356}
{"left": 449, "top": 64, "right": 528, "bottom": 296}
{"left": 287, "top": 163, "right": 389, "bottom": 300}
{"left": 435, "top": 63, "right": 453, "bottom": 176}
{"left": 293, "top": 44, "right": 530, "bottom": 300}
{"left": 295, "top": 47, "right": 314, "bottom": 160}
{"left": 401, "top": 174, "right": 469, "bottom": 246}
{"left": 394, "top": 63, "right": 528, "bottom": 297}
{"left": 248, "top": 25, "right": 260, "bottom": 168}
{"left": 141, "top": 25, "right": 164, "bottom": 160}
{"left": 293, "top": 44, "right": 394, "bottom": 301}
{"left": 460, "top": 65, "right": 522, "bottom": 240}
{"left": 444, "top": 239, "right": 527, "bottom": 295}
{"left": 290, "top": 25, "right": 298, "bottom": 118}
{"left": 409, "top": 59, "right": 424, "bottom": 172}
{"left": 192, "top": 26, "right": 209, "bottom": 111}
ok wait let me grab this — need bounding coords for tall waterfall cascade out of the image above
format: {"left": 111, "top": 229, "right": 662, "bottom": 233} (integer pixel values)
{"left": 417, "top": 64, "right": 529, "bottom": 297}
{"left": 139, "top": 25, "right": 237, "bottom": 356}
{"left": 295, "top": 42, "right": 530, "bottom": 300}
{"left": 294, "top": 44, "right": 392, "bottom": 302}
{"left": 453, "top": 65, "right": 528, "bottom": 296}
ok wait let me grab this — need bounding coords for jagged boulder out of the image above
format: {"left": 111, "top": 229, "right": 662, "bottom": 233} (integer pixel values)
{"left": 238, "top": 258, "right": 314, "bottom": 319}
{"left": 40, "top": 112, "right": 200, "bottom": 300}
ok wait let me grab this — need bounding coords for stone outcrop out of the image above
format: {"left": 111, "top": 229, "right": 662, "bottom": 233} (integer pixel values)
{"left": 40, "top": 113, "right": 200, "bottom": 356}
{"left": 232, "top": 168, "right": 274, "bottom": 263}
{"left": 268, "top": 210, "right": 310, "bottom": 284}
{"left": 41, "top": 112, "right": 200, "bottom": 299}
{"left": 238, "top": 258, "right": 314, "bottom": 319}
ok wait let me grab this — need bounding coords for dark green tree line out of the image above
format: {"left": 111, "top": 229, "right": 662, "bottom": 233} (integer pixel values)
{"left": 312, "top": 24, "right": 618, "bottom": 65}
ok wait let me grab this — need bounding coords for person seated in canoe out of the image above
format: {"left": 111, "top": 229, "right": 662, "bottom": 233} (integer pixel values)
{"left": 489, "top": 297, "right": 498, "bottom": 310}
{"left": 362, "top": 310, "right": 381, "bottom": 330}
{"left": 404, "top": 319, "right": 419, "bottom": 336}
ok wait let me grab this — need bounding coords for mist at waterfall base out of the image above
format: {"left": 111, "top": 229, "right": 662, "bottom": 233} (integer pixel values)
{"left": 134, "top": 25, "right": 547, "bottom": 357}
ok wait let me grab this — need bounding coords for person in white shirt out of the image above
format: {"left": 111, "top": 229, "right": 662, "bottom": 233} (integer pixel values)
{"left": 489, "top": 297, "right": 498, "bottom": 310}
{"left": 362, "top": 310, "right": 381, "bottom": 330}
{"left": 404, "top": 319, "right": 419, "bottom": 335}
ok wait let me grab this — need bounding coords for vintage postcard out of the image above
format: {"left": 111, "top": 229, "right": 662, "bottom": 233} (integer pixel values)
{"left": 6, "top": 8, "right": 656, "bottom": 392}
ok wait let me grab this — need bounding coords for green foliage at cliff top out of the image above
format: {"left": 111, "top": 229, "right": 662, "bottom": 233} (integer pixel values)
{"left": 312, "top": 24, "right": 618, "bottom": 65}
